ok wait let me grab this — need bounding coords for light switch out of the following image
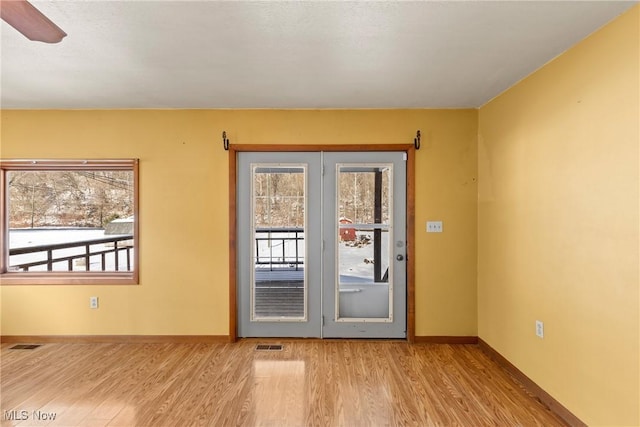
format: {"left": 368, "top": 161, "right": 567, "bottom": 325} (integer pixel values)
{"left": 426, "top": 221, "right": 443, "bottom": 233}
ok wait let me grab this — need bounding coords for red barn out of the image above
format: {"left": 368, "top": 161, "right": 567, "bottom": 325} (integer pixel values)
{"left": 339, "top": 217, "right": 356, "bottom": 241}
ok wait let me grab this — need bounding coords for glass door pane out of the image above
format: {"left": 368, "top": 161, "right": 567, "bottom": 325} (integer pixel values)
{"left": 251, "top": 165, "right": 307, "bottom": 321}
{"left": 336, "top": 164, "right": 393, "bottom": 321}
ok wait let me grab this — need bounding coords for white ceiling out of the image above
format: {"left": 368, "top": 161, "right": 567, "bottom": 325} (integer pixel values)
{"left": 0, "top": 0, "right": 636, "bottom": 109}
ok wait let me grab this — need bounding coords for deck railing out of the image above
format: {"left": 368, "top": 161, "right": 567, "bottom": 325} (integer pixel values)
{"left": 255, "top": 228, "right": 304, "bottom": 271}
{"left": 9, "top": 235, "right": 133, "bottom": 272}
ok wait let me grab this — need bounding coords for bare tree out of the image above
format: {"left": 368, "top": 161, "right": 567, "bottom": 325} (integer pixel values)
{"left": 8, "top": 171, "right": 133, "bottom": 229}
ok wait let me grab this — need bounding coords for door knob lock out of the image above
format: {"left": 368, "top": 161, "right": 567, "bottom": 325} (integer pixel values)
{"left": 396, "top": 254, "right": 404, "bottom": 261}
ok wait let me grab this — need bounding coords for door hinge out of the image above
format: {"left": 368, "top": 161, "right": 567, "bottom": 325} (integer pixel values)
{"left": 322, "top": 315, "right": 325, "bottom": 326}
{"left": 403, "top": 152, "right": 407, "bottom": 161}
{"left": 322, "top": 164, "right": 325, "bottom": 176}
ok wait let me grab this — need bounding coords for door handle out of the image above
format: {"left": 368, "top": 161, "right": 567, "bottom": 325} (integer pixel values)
{"left": 396, "top": 254, "right": 404, "bottom": 261}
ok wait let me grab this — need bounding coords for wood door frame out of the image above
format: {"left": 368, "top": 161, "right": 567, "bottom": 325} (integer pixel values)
{"left": 228, "top": 144, "right": 416, "bottom": 342}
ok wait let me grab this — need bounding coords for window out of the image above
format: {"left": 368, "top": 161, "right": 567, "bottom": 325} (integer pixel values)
{"left": 251, "top": 164, "right": 307, "bottom": 321}
{"left": 0, "top": 159, "right": 139, "bottom": 285}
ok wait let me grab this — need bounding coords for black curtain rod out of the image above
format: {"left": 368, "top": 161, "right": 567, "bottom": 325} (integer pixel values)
{"left": 222, "top": 129, "right": 421, "bottom": 150}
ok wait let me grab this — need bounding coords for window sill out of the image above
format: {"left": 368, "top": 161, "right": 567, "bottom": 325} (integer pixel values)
{"left": 0, "top": 272, "right": 138, "bottom": 285}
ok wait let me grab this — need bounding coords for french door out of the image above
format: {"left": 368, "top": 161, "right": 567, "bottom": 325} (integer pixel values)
{"left": 237, "top": 151, "right": 406, "bottom": 338}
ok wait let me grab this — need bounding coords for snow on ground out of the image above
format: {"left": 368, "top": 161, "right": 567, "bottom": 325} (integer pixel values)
{"left": 255, "top": 230, "right": 390, "bottom": 282}
{"left": 10, "top": 228, "right": 106, "bottom": 247}
{"left": 10, "top": 229, "right": 387, "bottom": 277}
{"left": 339, "top": 232, "right": 390, "bottom": 282}
{"left": 9, "top": 228, "right": 133, "bottom": 272}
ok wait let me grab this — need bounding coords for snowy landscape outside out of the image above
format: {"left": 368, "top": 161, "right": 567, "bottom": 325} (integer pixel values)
{"left": 6, "top": 169, "right": 134, "bottom": 273}
{"left": 9, "top": 228, "right": 133, "bottom": 272}
{"left": 254, "top": 229, "right": 390, "bottom": 283}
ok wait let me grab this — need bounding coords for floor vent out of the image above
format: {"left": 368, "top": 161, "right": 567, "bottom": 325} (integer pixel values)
{"left": 9, "top": 344, "right": 42, "bottom": 350}
{"left": 255, "top": 344, "right": 283, "bottom": 351}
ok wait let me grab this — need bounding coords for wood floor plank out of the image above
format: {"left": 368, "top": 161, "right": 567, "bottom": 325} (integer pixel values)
{"left": 1, "top": 341, "right": 567, "bottom": 427}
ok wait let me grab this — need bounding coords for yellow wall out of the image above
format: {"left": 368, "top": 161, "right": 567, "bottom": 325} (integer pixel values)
{"left": 478, "top": 6, "right": 639, "bottom": 426}
{"left": 0, "top": 109, "right": 478, "bottom": 337}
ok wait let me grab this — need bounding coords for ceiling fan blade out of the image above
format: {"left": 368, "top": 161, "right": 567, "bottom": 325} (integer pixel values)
{"left": 0, "top": 0, "right": 66, "bottom": 43}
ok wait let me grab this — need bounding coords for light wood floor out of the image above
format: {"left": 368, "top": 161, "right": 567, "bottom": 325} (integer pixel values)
{"left": 0, "top": 340, "right": 566, "bottom": 427}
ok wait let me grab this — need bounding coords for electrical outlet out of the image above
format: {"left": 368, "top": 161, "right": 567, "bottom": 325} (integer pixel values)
{"left": 89, "top": 296, "right": 99, "bottom": 309}
{"left": 535, "top": 320, "right": 544, "bottom": 338}
{"left": 426, "top": 221, "right": 443, "bottom": 233}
